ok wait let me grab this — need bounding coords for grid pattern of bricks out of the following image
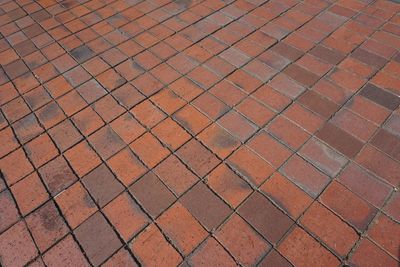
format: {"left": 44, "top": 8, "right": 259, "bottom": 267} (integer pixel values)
{"left": 0, "top": 0, "right": 399, "bottom": 266}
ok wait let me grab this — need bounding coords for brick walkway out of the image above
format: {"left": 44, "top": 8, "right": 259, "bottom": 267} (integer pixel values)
{"left": 0, "top": 0, "right": 400, "bottom": 266}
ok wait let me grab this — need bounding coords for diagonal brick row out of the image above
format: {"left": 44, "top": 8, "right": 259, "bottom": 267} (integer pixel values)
{"left": 0, "top": 0, "right": 400, "bottom": 266}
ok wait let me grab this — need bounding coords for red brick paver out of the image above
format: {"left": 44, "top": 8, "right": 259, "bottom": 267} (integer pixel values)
{"left": 0, "top": 0, "right": 400, "bottom": 266}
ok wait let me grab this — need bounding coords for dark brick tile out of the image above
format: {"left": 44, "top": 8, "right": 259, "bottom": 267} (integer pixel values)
{"left": 360, "top": 83, "right": 400, "bottom": 111}
{"left": 316, "top": 122, "right": 364, "bottom": 158}
{"left": 239, "top": 192, "right": 293, "bottom": 244}
{"left": 129, "top": 172, "right": 175, "bottom": 218}
{"left": 74, "top": 212, "right": 122, "bottom": 266}
{"left": 181, "top": 182, "right": 231, "bottom": 230}
{"left": 82, "top": 164, "right": 124, "bottom": 207}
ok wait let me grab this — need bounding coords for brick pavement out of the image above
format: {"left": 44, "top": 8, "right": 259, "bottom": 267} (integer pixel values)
{"left": 0, "top": 0, "right": 399, "bottom": 266}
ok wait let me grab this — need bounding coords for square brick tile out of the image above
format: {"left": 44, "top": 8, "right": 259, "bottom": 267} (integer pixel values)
{"left": 181, "top": 182, "right": 231, "bottom": 230}
{"left": 216, "top": 214, "right": 270, "bottom": 266}
{"left": 0, "top": 148, "right": 33, "bottom": 186}
{"left": 176, "top": 139, "right": 220, "bottom": 177}
{"left": 55, "top": 182, "right": 97, "bottom": 229}
{"left": 88, "top": 126, "right": 126, "bottom": 160}
{"left": 267, "top": 115, "right": 310, "bottom": 150}
{"left": 11, "top": 172, "right": 49, "bottom": 215}
{"left": 0, "top": 222, "right": 38, "bottom": 267}
{"left": 154, "top": 154, "right": 198, "bottom": 196}
{"left": 278, "top": 227, "right": 339, "bottom": 267}
{"left": 12, "top": 114, "right": 44, "bottom": 144}
{"left": 130, "top": 224, "right": 182, "bottom": 266}
{"left": 198, "top": 124, "right": 240, "bottom": 159}
{"left": 131, "top": 100, "right": 166, "bottom": 129}
{"left": 157, "top": 202, "right": 207, "bottom": 255}
{"left": 43, "top": 235, "right": 90, "bottom": 267}
{"left": 238, "top": 192, "right": 293, "bottom": 244}
{"left": 82, "top": 164, "right": 124, "bottom": 207}
{"left": 0, "top": 190, "right": 20, "bottom": 233}
{"left": 261, "top": 173, "right": 313, "bottom": 219}
{"left": 0, "top": 127, "right": 19, "bottom": 158}
{"left": 102, "top": 248, "right": 138, "bottom": 267}
{"left": 110, "top": 112, "right": 145, "bottom": 144}
{"left": 130, "top": 132, "right": 170, "bottom": 168}
{"left": 26, "top": 201, "right": 69, "bottom": 252}
{"left": 207, "top": 163, "right": 252, "bottom": 208}
{"left": 74, "top": 212, "right": 122, "bottom": 266}
{"left": 64, "top": 141, "right": 101, "bottom": 177}
{"left": 38, "top": 156, "right": 77, "bottom": 196}
{"left": 227, "top": 146, "right": 274, "bottom": 186}
{"left": 247, "top": 131, "right": 292, "bottom": 169}
{"left": 92, "top": 95, "right": 125, "bottom": 123}
{"left": 188, "top": 237, "right": 237, "bottom": 266}
{"left": 103, "top": 192, "right": 149, "bottom": 241}
{"left": 107, "top": 148, "right": 147, "bottom": 187}
{"left": 129, "top": 172, "right": 175, "bottom": 218}
{"left": 48, "top": 119, "right": 82, "bottom": 152}
{"left": 173, "top": 104, "right": 211, "bottom": 135}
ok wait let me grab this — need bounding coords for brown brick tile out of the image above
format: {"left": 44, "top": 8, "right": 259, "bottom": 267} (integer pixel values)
{"left": 26, "top": 200, "right": 69, "bottom": 252}
{"left": 157, "top": 202, "right": 207, "bottom": 255}
{"left": 299, "top": 138, "right": 348, "bottom": 177}
{"left": 247, "top": 131, "right": 292, "bottom": 169}
{"left": 278, "top": 227, "right": 340, "bottom": 267}
{"left": 107, "top": 147, "right": 147, "bottom": 187}
{"left": 130, "top": 224, "right": 182, "bottom": 266}
{"left": 38, "top": 156, "right": 77, "bottom": 196}
{"left": 1, "top": 1, "right": 398, "bottom": 265}
{"left": 216, "top": 214, "right": 270, "bottom": 266}
{"left": 0, "top": 222, "right": 38, "bottom": 267}
{"left": 227, "top": 146, "right": 274, "bottom": 186}
{"left": 384, "top": 192, "right": 400, "bottom": 222}
{"left": 0, "top": 190, "right": 19, "bottom": 233}
{"left": 131, "top": 100, "right": 166, "bottom": 129}
{"left": 74, "top": 212, "right": 122, "bottom": 266}
{"left": 261, "top": 172, "right": 313, "bottom": 219}
{"left": 102, "top": 248, "right": 138, "bottom": 267}
{"left": 55, "top": 181, "right": 97, "bottom": 229}
{"left": 267, "top": 115, "right": 311, "bottom": 150}
{"left": 188, "top": 237, "right": 236, "bottom": 266}
{"left": 88, "top": 126, "right": 125, "bottom": 160}
{"left": 368, "top": 213, "right": 399, "bottom": 260}
{"left": 281, "top": 154, "right": 330, "bottom": 198}
{"left": 103, "top": 192, "right": 149, "bottom": 241}
{"left": 82, "top": 164, "right": 124, "bottom": 207}
{"left": 11, "top": 172, "right": 49, "bottom": 215}
{"left": 42, "top": 235, "right": 90, "bottom": 266}
{"left": 349, "top": 238, "right": 397, "bottom": 267}
{"left": 130, "top": 172, "right": 175, "bottom": 218}
{"left": 207, "top": 163, "right": 252, "bottom": 208}
{"left": 64, "top": 141, "right": 101, "bottom": 177}
{"left": 48, "top": 119, "right": 82, "bottom": 152}
{"left": 300, "top": 202, "right": 358, "bottom": 257}
{"left": 181, "top": 182, "right": 231, "bottom": 230}
{"left": 356, "top": 145, "right": 400, "bottom": 186}
{"left": 338, "top": 163, "right": 392, "bottom": 208}
{"left": 316, "top": 122, "right": 364, "bottom": 158}
{"left": 258, "top": 250, "right": 292, "bottom": 267}
{"left": 320, "top": 181, "right": 377, "bottom": 231}
{"left": 154, "top": 154, "right": 198, "bottom": 196}
{"left": 130, "top": 132, "right": 170, "bottom": 168}
{"left": 360, "top": 83, "right": 400, "bottom": 111}
{"left": 0, "top": 148, "right": 33, "bottom": 185}
{"left": 239, "top": 191, "right": 293, "bottom": 243}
